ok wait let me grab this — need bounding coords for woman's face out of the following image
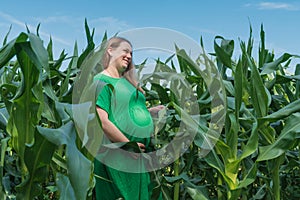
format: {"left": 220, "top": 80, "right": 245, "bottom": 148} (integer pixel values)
{"left": 108, "top": 41, "right": 132, "bottom": 72}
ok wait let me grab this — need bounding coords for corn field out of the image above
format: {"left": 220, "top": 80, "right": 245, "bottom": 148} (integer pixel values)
{"left": 0, "top": 20, "right": 299, "bottom": 200}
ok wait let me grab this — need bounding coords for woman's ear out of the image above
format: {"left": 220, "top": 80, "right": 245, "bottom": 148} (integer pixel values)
{"left": 107, "top": 47, "right": 113, "bottom": 56}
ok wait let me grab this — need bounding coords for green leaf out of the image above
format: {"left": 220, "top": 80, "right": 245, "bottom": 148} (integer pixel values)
{"left": 72, "top": 80, "right": 104, "bottom": 154}
{"left": 0, "top": 137, "right": 10, "bottom": 198}
{"left": 257, "top": 113, "right": 300, "bottom": 161}
{"left": 54, "top": 101, "right": 76, "bottom": 124}
{"left": 239, "top": 119, "right": 258, "bottom": 160}
{"left": 242, "top": 45, "right": 270, "bottom": 117}
{"left": 6, "top": 41, "right": 42, "bottom": 169}
{"left": 175, "top": 46, "right": 201, "bottom": 77}
{"left": 46, "top": 36, "right": 53, "bottom": 61}
{"left": 56, "top": 173, "right": 76, "bottom": 200}
{"left": 59, "top": 43, "right": 78, "bottom": 99}
{"left": 204, "top": 150, "right": 236, "bottom": 189}
{"left": 237, "top": 164, "right": 257, "bottom": 189}
{"left": 275, "top": 74, "right": 300, "bottom": 84}
{"left": 37, "top": 121, "right": 93, "bottom": 200}
{"left": 0, "top": 32, "right": 27, "bottom": 68}
{"left": 258, "top": 24, "right": 267, "bottom": 68}
{"left": 214, "top": 140, "right": 239, "bottom": 184}
{"left": 16, "top": 132, "right": 56, "bottom": 199}
{"left": 258, "top": 98, "right": 300, "bottom": 124}
{"left": 0, "top": 107, "right": 9, "bottom": 130}
{"left": 150, "top": 83, "right": 170, "bottom": 104}
{"left": 2, "top": 25, "right": 12, "bottom": 46}
{"left": 234, "top": 59, "right": 243, "bottom": 118}
{"left": 295, "top": 64, "right": 300, "bottom": 98}
{"left": 214, "top": 36, "right": 234, "bottom": 69}
{"left": 223, "top": 80, "right": 235, "bottom": 96}
{"left": 261, "top": 53, "right": 298, "bottom": 75}
{"left": 28, "top": 33, "right": 49, "bottom": 74}
{"left": 72, "top": 102, "right": 96, "bottom": 146}
{"left": 186, "top": 187, "right": 209, "bottom": 200}
{"left": 225, "top": 113, "right": 238, "bottom": 160}
{"left": 164, "top": 172, "right": 189, "bottom": 183}
{"left": 77, "top": 18, "right": 95, "bottom": 67}
{"left": 41, "top": 96, "right": 57, "bottom": 123}
{"left": 141, "top": 71, "right": 192, "bottom": 105}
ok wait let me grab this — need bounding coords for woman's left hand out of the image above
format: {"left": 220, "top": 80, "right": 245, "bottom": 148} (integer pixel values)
{"left": 148, "top": 105, "right": 165, "bottom": 117}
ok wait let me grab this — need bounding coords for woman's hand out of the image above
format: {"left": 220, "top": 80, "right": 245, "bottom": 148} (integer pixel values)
{"left": 137, "top": 142, "right": 146, "bottom": 152}
{"left": 148, "top": 105, "right": 165, "bottom": 117}
{"left": 127, "top": 142, "right": 145, "bottom": 160}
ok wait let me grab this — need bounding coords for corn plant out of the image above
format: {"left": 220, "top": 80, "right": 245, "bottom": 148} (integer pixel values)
{"left": 142, "top": 24, "right": 300, "bottom": 200}
{"left": 0, "top": 20, "right": 98, "bottom": 199}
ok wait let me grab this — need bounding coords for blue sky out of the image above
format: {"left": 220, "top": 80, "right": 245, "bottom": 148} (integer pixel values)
{"left": 1, "top": 0, "right": 300, "bottom": 70}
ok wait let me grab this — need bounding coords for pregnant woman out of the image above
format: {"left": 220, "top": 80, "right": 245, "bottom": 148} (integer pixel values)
{"left": 93, "top": 36, "right": 163, "bottom": 200}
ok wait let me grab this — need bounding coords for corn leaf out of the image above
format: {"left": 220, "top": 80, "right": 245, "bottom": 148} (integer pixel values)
{"left": 16, "top": 133, "right": 56, "bottom": 199}
{"left": 257, "top": 113, "right": 300, "bottom": 161}
{"left": 37, "top": 121, "right": 93, "bottom": 200}
{"left": 261, "top": 53, "right": 297, "bottom": 75}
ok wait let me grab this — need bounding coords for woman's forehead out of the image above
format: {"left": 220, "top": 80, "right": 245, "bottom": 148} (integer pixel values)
{"left": 119, "top": 41, "right": 132, "bottom": 49}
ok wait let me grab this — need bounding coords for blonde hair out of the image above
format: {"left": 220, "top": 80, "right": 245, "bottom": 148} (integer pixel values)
{"left": 102, "top": 37, "right": 144, "bottom": 93}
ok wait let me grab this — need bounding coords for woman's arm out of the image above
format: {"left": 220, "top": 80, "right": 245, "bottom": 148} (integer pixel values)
{"left": 96, "top": 107, "right": 129, "bottom": 143}
{"left": 96, "top": 107, "right": 145, "bottom": 151}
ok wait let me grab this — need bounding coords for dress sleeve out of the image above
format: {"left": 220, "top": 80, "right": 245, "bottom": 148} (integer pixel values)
{"left": 96, "top": 83, "right": 113, "bottom": 114}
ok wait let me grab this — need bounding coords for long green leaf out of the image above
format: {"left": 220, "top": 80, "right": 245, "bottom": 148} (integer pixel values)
{"left": 0, "top": 33, "right": 27, "bottom": 68}
{"left": 5, "top": 41, "right": 43, "bottom": 175}
{"left": 261, "top": 53, "right": 298, "bottom": 75}
{"left": 186, "top": 187, "right": 209, "bottom": 200}
{"left": 56, "top": 173, "right": 76, "bottom": 200}
{"left": 257, "top": 113, "right": 300, "bottom": 161}
{"left": 234, "top": 59, "right": 243, "bottom": 119}
{"left": 0, "top": 137, "right": 10, "bottom": 200}
{"left": 239, "top": 118, "right": 259, "bottom": 160}
{"left": 37, "top": 121, "right": 93, "bottom": 200}
{"left": 242, "top": 45, "right": 270, "bottom": 117}
{"left": 77, "top": 18, "right": 95, "bottom": 68}
{"left": 237, "top": 164, "right": 257, "bottom": 189}
{"left": 296, "top": 64, "right": 300, "bottom": 99}
{"left": 204, "top": 150, "right": 236, "bottom": 189}
{"left": 214, "top": 36, "right": 234, "bottom": 69}
{"left": 16, "top": 132, "right": 56, "bottom": 199}
{"left": 28, "top": 33, "right": 49, "bottom": 74}
{"left": 258, "top": 98, "right": 300, "bottom": 124}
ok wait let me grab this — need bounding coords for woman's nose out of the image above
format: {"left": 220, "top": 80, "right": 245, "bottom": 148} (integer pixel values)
{"left": 126, "top": 53, "right": 132, "bottom": 61}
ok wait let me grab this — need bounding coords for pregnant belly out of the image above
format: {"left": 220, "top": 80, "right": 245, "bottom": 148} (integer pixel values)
{"left": 129, "top": 106, "right": 152, "bottom": 126}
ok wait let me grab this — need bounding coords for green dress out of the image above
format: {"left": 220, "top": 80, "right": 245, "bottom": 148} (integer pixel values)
{"left": 94, "top": 74, "right": 154, "bottom": 200}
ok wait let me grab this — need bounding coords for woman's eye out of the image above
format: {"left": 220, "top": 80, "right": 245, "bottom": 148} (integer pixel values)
{"left": 124, "top": 49, "right": 131, "bottom": 54}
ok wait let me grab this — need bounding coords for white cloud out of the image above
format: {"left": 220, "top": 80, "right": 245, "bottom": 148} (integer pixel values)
{"left": 0, "top": 12, "right": 25, "bottom": 26}
{"left": 188, "top": 26, "right": 218, "bottom": 35}
{"left": 90, "top": 17, "right": 133, "bottom": 37}
{"left": 0, "top": 13, "right": 134, "bottom": 56}
{"left": 33, "top": 15, "right": 77, "bottom": 24}
{"left": 246, "top": 2, "right": 300, "bottom": 11}
{"left": 259, "top": 2, "right": 298, "bottom": 10}
{"left": 0, "top": 11, "right": 72, "bottom": 46}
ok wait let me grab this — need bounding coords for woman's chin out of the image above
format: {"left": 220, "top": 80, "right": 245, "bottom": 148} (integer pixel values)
{"left": 121, "top": 66, "right": 130, "bottom": 72}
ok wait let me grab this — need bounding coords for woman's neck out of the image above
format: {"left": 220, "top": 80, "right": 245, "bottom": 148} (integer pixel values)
{"left": 104, "top": 68, "right": 121, "bottom": 78}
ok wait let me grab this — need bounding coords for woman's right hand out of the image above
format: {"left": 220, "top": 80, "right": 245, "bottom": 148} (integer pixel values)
{"left": 137, "top": 142, "right": 146, "bottom": 152}
{"left": 128, "top": 142, "right": 145, "bottom": 160}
